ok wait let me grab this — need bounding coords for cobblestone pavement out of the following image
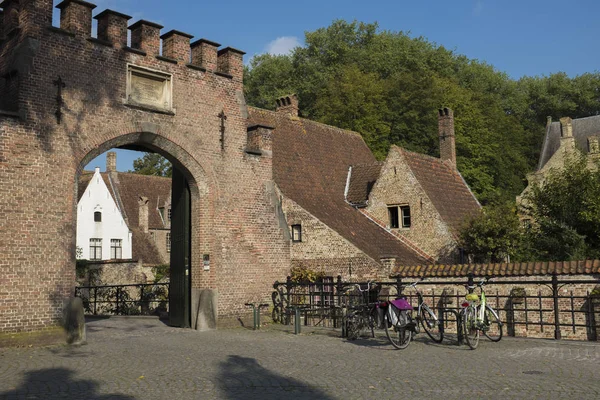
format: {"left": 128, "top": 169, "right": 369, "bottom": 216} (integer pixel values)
{"left": 1, "top": 317, "right": 599, "bottom": 400}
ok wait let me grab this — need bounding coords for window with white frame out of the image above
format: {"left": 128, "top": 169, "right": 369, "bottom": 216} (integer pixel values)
{"left": 110, "top": 239, "right": 122, "bottom": 259}
{"left": 90, "top": 238, "right": 102, "bottom": 260}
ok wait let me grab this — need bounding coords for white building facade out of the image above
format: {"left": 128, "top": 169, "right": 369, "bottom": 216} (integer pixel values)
{"left": 76, "top": 167, "right": 133, "bottom": 260}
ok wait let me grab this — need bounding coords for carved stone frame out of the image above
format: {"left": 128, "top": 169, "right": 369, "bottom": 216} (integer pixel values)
{"left": 126, "top": 64, "right": 173, "bottom": 113}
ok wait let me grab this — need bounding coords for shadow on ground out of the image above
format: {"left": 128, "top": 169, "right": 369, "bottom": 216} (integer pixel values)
{"left": 0, "top": 367, "right": 133, "bottom": 399}
{"left": 218, "top": 355, "right": 335, "bottom": 400}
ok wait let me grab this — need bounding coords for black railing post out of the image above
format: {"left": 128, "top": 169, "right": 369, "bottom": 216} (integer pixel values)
{"left": 116, "top": 287, "right": 121, "bottom": 315}
{"left": 552, "top": 273, "right": 561, "bottom": 340}
{"left": 588, "top": 291, "right": 597, "bottom": 341}
{"left": 467, "top": 274, "right": 474, "bottom": 294}
{"left": 395, "top": 276, "right": 402, "bottom": 297}
{"left": 93, "top": 287, "right": 97, "bottom": 316}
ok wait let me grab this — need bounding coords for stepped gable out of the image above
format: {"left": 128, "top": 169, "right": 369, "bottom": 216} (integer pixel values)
{"left": 538, "top": 115, "right": 600, "bottom": 170}
{"left": 248, "top": 107, "right": 428, "bottom": 266}
{"left": 398, "top": 147, "right": 480, "bottom": 232}
{"left": 346, "top": 162, "right": 383, "bottom": 205}
{"left": 112, "top": 172, "right": 171, "bottom": 230}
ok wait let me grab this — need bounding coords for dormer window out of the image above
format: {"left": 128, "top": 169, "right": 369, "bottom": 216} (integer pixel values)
{"left": 388, "top": 205, "right": 411, "bottom": 229}
{"left": 94, "top": 211, "right": 102, "bottom": 222}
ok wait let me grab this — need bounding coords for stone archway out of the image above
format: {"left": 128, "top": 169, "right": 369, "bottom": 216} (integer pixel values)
{"left": 77, "top": 130, "right": 211, "bottom": 328}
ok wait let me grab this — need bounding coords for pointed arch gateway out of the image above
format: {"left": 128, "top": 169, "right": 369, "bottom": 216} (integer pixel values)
{"left": 78, "top": 130, "right": 213, "bottom": 328}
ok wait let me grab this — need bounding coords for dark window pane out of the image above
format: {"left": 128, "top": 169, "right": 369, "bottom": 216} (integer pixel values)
{"left": 388, "top": 206, "right": 399, "bottom": 229}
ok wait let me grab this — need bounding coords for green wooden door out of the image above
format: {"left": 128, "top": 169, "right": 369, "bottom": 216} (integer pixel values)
{"left": 169, "top": 168, "right": 191, "bottom": 328}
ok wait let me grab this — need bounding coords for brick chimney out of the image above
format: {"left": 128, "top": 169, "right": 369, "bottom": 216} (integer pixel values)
{"left": 438, "top": 108, "right": 456, "bottom": 167}
{"left": 138, "top": 196, "right": 149, "bottom": 233}
{"left": 560, "top": 117, "right": 573, "bottom": 138}
{"left": 276, "top": 95, "right": 299, "bottom": 117}
{"left": 106, "top": 151, "right": 116, "bottom": 172}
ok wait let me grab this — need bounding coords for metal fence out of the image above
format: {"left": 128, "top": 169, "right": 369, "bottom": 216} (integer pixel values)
{"left": 75, "top": 283, "right": 169, "bottom": 316}
{"left": 272, "top": 275, "right": 600, "bottom": 340}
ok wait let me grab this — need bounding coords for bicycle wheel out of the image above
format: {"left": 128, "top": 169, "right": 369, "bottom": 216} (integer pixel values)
{"left": 463, "top": 305, "right": 479, "bottom": 350}
{"left": 421, "top": 305, "right": 443, "bottom": 343}
{"left": 481, "top": 305, "right": 503, "bottom": 342}
{"left": 384, "top": 310, "right": 412, "bottom": 349}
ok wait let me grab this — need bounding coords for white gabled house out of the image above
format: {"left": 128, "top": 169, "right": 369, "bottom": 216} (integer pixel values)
{"left": 77, "top": 167, "right": 133, "bottom": 261}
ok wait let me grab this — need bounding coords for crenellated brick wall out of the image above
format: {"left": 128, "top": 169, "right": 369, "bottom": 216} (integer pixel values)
{"left": 0, "top": 0, "right": 289, "bottom": 333}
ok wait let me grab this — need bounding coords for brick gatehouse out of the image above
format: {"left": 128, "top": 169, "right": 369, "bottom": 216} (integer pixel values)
{"left": 0, "top": 0, "right": 290, "bottom": 333}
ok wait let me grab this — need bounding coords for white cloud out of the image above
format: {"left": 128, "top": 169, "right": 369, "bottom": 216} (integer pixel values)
{"left": 264, "top": 36, "right": 301, "bottom": 56}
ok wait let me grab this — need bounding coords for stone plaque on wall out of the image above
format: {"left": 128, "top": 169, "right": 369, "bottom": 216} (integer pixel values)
{"left": 127, "top": 65, "right": 172, "bottom": 110}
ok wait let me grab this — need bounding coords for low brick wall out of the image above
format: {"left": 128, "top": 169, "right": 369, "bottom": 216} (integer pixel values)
{"left": 77, "top": 260, "right": 157, "bottom": 287}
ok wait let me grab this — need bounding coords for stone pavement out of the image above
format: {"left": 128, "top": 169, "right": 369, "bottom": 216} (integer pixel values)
{"left": 1, "top": 317, "right": 599, "bottom": 400}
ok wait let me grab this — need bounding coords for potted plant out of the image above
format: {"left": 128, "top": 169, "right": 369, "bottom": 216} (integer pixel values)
{"left": 510, "top": 287, "right": 526, "bottom": 305}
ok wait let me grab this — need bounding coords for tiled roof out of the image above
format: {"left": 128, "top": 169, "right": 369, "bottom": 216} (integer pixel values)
{"left": 131, "top": 227, "right": 166, "bottom": 265}
{"left": 392, "top": 259, "right": 600, "bottom": 277}
{"left": 346, "top": 162, "right": 383, "bottom": 205}
{"left": 77, "top": 171, "right": 170, "bottom": 229}
{"left": 248, "top": 107, "right": 429, "bottom": 266}
{"left": 398, "top": 148, "right": 480, "bottom": 232}
{"left": 538, "top": 115, "right": 600, "bottom": 170}
{"left": 112, "top": 172, "right": 170, "bottom": 230}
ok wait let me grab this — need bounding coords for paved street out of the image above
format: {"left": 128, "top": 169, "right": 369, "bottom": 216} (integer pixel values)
{"left": 1, "top": 317, "right": 599, "bottom": 399}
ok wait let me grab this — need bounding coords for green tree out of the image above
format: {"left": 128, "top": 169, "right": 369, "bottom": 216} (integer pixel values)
{"left": 458, "top": 203, "right": 524, "bottom": 263}
{"left": 523, "top": 156, "right": 600, "bottom": 260}
{"left": 130, "top": 153, "right": 172, "bottom": 177}
{"left": 244, "top": 19, "right": 553, "bottom": 205}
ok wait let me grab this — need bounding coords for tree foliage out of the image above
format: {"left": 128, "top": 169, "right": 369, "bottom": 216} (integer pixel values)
{"left": 458, "top": 203, "right": 523, "bottom": 263}
{"left": 244, "top": 20, "right": 600, "bottom": 205}
{"left": 522, "top": 156, "right": 600, "bottom": 260}
{"left": 130, "top": 153, "right": 172, "bottom": 177}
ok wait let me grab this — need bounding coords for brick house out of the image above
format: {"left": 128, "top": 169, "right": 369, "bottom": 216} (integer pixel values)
{"left": 517, "top": 115, "right": 600, "bottom": 210}
{"left": 251, "top": 99, "right": 480, "bottom": 278}
{"left": 77, "top": 152, "right": 171, "bottom": 267}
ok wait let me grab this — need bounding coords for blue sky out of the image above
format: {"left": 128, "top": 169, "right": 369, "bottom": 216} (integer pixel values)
{"left": 68, "top": 0, "right": 600, "bottom": 171}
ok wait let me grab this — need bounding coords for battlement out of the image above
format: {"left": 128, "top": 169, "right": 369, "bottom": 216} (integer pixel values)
{"left": 0, "top": 0, "right": 244, "bottom": 81}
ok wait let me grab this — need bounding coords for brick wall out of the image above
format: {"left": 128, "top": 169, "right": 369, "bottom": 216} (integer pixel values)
{"left": 281, "top": 196, "right": 388, "bottom": 280}
{"left": 0, "top": 1, "right": 290, "bottom": 333}
{"left": 366, "top": 148, "right": 457, "bottom": 262}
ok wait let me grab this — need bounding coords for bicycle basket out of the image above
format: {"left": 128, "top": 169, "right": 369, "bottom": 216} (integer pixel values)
{"left": 390, "top": 298, "right": 413, "bottom": 311}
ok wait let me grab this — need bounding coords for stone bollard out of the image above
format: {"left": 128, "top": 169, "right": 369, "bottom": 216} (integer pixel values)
{"left": 63, "top": 297, "right": 86, "bottom": 345}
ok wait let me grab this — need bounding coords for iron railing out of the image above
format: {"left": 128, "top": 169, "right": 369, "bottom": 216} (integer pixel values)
{"left": 75, "top": 283, "right": 169, "bottom": 316}
{"left": 272, "top": 274, "right": 600, "bottom": 341}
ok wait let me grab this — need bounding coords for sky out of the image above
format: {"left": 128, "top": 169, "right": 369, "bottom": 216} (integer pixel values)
{"left": 65, "top": 0, "right": 600, "bottom": 171}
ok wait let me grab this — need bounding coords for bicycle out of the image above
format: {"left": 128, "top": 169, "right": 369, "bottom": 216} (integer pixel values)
{"left": 461, "top": 278, "right": 503, "bottom": 349}
{"left": 345, "top": 281, "right": 382, "bottom": 340}
{"left": 384, "top": 279, "right": 444, "bottom": 349}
